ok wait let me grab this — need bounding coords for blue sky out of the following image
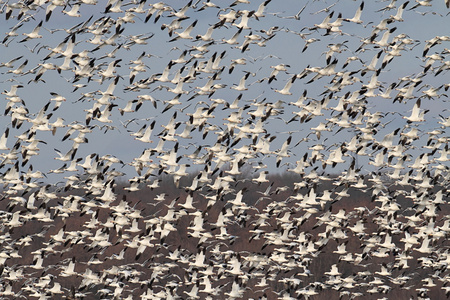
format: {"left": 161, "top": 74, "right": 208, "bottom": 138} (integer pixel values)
{"left": 1, "top": 0, "right": 449, "bottom": 182}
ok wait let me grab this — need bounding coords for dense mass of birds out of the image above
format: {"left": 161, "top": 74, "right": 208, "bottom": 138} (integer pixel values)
{"left": 1, "top": 0, "right": 450, "bottom": 299}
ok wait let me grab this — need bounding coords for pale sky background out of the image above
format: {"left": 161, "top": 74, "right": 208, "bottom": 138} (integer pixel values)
{"left": 1, "top": 0, "right": 449, "bottom": 183}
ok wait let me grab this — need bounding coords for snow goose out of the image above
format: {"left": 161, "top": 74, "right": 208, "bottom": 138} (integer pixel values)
{"left": 20, "top": 21, "right": 45, "bottom": 43}
{"left": 273, "top": 75, "right": 296, "bottom": 95}
{"left": 344, "top": 1, "right": 364, "bottom": 24}
{"left": 390, "top": 1, "right": 409, "bottom": 21}
{"left": 168, "top": 20, "right": 198, "bottom": 42}
{"left": 403, "top": 99, "right": 428, "bottom": 123}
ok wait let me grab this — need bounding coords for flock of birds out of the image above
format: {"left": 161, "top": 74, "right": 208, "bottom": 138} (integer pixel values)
{"left": 0, "top": 0, "right": 450, "bottom": 299}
